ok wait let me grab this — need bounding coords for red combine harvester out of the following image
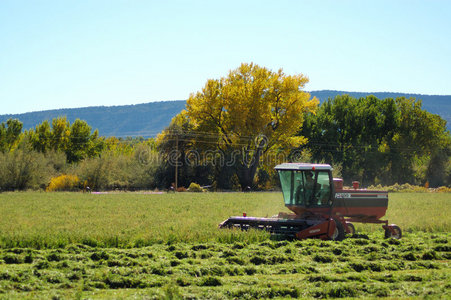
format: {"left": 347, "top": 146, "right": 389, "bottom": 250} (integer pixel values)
{"left": 219, "top": 163, "right": 401, "bottom": 240}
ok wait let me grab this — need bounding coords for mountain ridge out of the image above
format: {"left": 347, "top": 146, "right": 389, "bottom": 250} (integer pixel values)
{"left": 1, "top": 91, "right": 449, "bottom": 137}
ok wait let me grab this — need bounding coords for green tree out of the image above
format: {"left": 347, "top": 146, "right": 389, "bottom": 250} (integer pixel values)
{"left": 426, "top": 145, "right": 451, "bottom": 187}
{"left": 50, "top": 117, "right": 70, "bottom": 151}
{"left": 104, "top": 136, "right": 134, "bottom": 155}
{"left": 180, "top": 63, "right": 317, "bottom": 189}
{"left": 66, "top": 119, "right": 104, "bottom": 163}
{"left": 28, "top": 118, "right": 103, "bottom": 163}
{"left": 300, "top": 95, "right": 450, "bottom": 185}
{"left": 30, "top": 120, "right": 51, "bottom": 153}
{"left": 157, "top": 113, "right": 212, "bottom": 188}
{"left": 391, "top": 97, "right": 450, "bottom": 185}
{"left": 0, "top": 119, "right": 23, "bottom": 152}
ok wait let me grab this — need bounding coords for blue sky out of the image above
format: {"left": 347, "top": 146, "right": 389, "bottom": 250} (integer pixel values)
{"left": 1, "top": 0, "right": 450, "bottom": 114}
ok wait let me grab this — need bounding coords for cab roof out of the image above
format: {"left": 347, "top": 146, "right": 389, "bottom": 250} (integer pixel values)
{"left": 274, "top": 163, "right": 332, "bottom": 171}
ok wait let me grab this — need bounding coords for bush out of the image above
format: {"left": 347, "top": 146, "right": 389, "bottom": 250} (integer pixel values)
{"left": 188, "top": 182, "right": 204, "bottom": 192}
{"left": 75, "top": 155, "right": 120, "bottom": 190}
{"left": 129, "top": 144, "right": 160, "bottom": 189}
{"left": 0, "top": 148, "right": 54, "bottom": 191}
{"left": 74, "top": 147, "right": 160, "bottom": 191}
{"left": 368, "top": 183, "right": 451, "bottom": 193}
{"left": 436, "top": 186, "right": 451, "bottom": 193}
{"left": 47, "top": 174, "right": 80, "bottom": 191}
{"left": 231, "top": 174, "right": 241, "bottom": 191}
{"left": 75, "top": 154, "right": 133, "bottom": 190}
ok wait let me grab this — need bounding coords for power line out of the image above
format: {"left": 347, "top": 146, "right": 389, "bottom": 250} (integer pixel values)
{"left": 2, "top": 126, "right": 437, "bottom": 154}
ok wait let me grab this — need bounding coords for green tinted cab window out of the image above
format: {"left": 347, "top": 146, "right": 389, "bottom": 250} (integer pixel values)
{"left": 278, "top": 169, "right": 332, "bottom": 207}
{"left": 278, "top": 170, "right": 293, "bottom": 205}
{"left": 294, "top": 171, "right": 313, "bottom": 206}
{"left": 315, "top": 171, "right": 331, "bottom": 206}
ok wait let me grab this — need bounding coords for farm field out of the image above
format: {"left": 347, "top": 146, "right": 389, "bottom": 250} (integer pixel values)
{"left": 0, "top": 192, "right": 450, "bottom": 298}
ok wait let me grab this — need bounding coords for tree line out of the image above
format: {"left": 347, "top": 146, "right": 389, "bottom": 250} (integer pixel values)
{"left": 157, "top": 63, "right": 451, "bottom": 189}
{"left": 299, "top": 95, "right": 450, "bottom": 187}
{"left": 1, "top": 63, "right": 450, "bottom": 191}
{"left": 0, "top": 118, "right": 162, "bottom": 191}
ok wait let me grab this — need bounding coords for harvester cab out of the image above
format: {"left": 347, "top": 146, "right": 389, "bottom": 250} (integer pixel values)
{"left": 219, "top": 163, "right": 402, "bottom": 241}
{"left": 277, "top": 163, "right": 333, "bottom": 210}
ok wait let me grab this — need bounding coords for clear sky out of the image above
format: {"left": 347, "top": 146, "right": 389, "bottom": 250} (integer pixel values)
{"left": 1, "top": 0, "right": 450, "bottom": 114}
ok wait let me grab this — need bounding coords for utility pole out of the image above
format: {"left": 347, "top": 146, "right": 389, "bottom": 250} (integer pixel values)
{"left": 175, "top": 134, "right": 178, "bottom": 190}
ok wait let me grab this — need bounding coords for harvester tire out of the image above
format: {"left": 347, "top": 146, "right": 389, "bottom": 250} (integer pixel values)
{"left": 346, "top": 223, "right": 355, "bottom": 235}
{"left": 331, "top": 219, "right": 345, "bottom": 241}
{"left": 384, "top": 225, "right": 402, "bottom": 239}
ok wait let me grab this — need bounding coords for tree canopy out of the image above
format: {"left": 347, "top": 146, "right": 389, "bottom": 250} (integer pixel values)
{"left": 160, "top": 63, "right": 318, "bottom": 188}
{"left": 28, "top": 117, "right": 104, "bottom": 163}
{"left": 299, "top": 95, "right": 450, "bottom": 186}
{"left": 0, "top": 119, "right": 23, "bottom": 152}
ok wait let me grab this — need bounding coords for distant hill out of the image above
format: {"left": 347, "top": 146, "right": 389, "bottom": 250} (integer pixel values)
{"left": 0, "top": 91, "right": 449, "bottom": 137}
{"left": 0, "top": 101, "right": 186, "bottom": 138}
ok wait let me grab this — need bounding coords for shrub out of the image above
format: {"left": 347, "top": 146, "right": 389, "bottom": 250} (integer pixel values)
{"left": 231, "top": 174, "right": 241, "bottom": 191}
{"left": 188, "top": 182, "right": 204, "bottom": 192}
{"left": 47, "top": 174, "right": 80, "bottom": 191}
{"left": 75, "top": 150, "right": 160, "bottom": 191}
{"left": 129, "top": 144, "right": 160, "bottom": 189}
{"left": 436, "top": 186, "right": 451, "bottom": 193}
{"left": 0, "top": 148, "right": 53, "bottom": 191}
{"left": 368, "top": 182, "right": 451, "bottom": 193}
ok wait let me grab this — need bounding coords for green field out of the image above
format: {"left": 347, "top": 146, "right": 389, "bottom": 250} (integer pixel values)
{"left": 0, "top": 192, "right": 450, "bottom": 298}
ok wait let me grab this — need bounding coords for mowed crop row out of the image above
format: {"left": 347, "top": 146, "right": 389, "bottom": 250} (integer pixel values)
{"left": 0, "top": 192, "right": 450, "bottom": 299}
{"left": 1, "top": 233, "right": 450, "bottom": 299}
{"left": 0, "top": 192, "right": 450, "bottom": 248}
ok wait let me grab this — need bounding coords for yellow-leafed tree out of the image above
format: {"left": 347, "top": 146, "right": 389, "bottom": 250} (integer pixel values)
{"left": 172, "top": 63, "right": 317, "bottom": 189}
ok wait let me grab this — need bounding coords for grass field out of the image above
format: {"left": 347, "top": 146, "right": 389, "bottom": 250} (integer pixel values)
{"left": 1, "top": 192, "right": 450, "bottom": 248}
{"left": 0, "top": 191, "right": 450, "bottom": 298}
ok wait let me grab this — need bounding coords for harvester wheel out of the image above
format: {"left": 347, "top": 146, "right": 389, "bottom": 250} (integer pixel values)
{"left": 331, "top": 219, "right": 345, "bottom": 241}
{"left": 384, "top": 225, "right": 402, "bottom": 239}
{"left": 346, "top": 223, "right": 355, "bottom": 235}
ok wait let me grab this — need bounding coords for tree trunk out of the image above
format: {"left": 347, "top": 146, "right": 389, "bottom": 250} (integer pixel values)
{"left": 237, "top": 146, "right": 263, "bottom": 190}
